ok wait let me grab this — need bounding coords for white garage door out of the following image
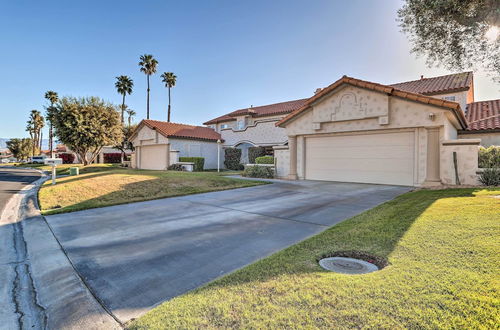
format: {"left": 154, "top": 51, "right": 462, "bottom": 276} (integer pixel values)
{"left": 140, "top": 145, "right": 168, "bottom": 170}
{"left": 305, "top": 131, "right": 415, "bottom": 186}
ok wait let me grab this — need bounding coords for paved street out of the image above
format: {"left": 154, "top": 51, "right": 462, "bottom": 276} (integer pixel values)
{"left": 0, "top": 168, "right": 118, "bottom": 330}
{"left": 46, "top": 179, "right": 411, "bottom": 323}
{"left": 0, "top": 168, "right": 41, "bottom": 214}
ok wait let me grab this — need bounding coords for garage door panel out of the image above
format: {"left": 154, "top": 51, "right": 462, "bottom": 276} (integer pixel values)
{"left": 305, "top": 132, "right": 414, "bottom": 186}
{"left": 307, "top": 158, "right": 414, "bottom": 171}
{"left": 140, "top": 145, "right": 168, "bottom": 170}
{"left": 306, "top": 146, "right": 413, "bottom": 160}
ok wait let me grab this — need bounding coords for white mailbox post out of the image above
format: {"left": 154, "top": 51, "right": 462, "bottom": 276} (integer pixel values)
{"left": 44, "top": 158, "right": 63, "bottom": 185}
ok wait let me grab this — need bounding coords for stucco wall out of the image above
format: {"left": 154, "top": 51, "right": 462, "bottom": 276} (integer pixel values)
{"left": 432, "top": 90, "right": 468, "bottom": 112}
{"left": 221, "top": 119, "right": 288, "bottom": 147}
{"left": 286, "top": 89, "right": 459, "bottom": 136}
{"left": 131, "top": 126, "right": 169, "bottom": 146}
{"left": 458, "top": 132, "right": 500, "bottom": 147}
{"left": 273, "top": 146, "right": 290, "bottom": 178}
{"left": 440, "top": 139, "right": 480, "bottom": 185}
{"left": 169, "top": 138, "right": 221, "bottom": 169}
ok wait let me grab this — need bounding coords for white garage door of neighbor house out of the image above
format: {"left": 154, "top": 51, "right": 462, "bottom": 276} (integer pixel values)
{"left": 140, "top": 145, "right": 167, "bottom": 170}
{"left": 305, "top": 131, "right": 415, "bottom": 186}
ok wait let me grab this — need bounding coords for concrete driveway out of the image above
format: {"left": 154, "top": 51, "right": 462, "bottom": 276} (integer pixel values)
{"left": 45, "top": 180, "right": 411, "bottom": 323}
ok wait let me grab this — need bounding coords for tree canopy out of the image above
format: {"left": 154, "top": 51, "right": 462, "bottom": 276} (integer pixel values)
{"left": 26, "top": 110, "right": 44, "bottom": 156}
{"left": 398, "top": 0, "right": 500, "bottom": 80}
{"left": 51, "top": 96, "right": 123, "bottom": 165}
{"left": 6, "top": 138, "right": 33, "bottom": 161}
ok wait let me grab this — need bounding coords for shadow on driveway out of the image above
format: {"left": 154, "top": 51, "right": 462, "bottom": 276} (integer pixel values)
{"left": 44, "top": 180, "right": 411, "bottom": 323}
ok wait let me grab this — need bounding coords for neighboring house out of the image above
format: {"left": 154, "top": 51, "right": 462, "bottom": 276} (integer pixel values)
{"left": 458, "top": 99, "right": 500, "bottom": 146}
{"left": 272, "top": 73, "right": 499, "bottom": 186}
{"left": 130, "top": 120, "right": 222, "bottom": 170}
{"left": 203, "top": 99, "right": 308, "bottom": 163}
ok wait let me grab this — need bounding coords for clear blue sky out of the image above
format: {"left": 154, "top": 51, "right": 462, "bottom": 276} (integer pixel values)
{"left": 1, "top": 0, "right": 498, "bottom": 138}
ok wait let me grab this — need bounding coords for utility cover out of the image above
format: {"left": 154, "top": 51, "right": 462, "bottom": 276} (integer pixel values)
{"left": 319, "top": 257, "right": 379, "bottom": 274}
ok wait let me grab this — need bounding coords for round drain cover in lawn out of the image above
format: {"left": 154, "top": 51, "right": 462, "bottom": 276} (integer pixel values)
{"left": 319, "top": 257, "right": 379, "bottom": 274}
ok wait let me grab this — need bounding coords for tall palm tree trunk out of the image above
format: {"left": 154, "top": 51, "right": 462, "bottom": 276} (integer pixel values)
{"left": 167, "top": 87, "right": 171, "bottom": 122}
{"left": 121, "top": 94, "right": 126, "bottom": 124}
{"left": 39, "top": 131, "right": 43, "bottom": 151}
{"left": 146, "top": 75, "right": 150, "bottom": 119}
{"left": 49, "top": 124, "right": 53, "bottom": 157}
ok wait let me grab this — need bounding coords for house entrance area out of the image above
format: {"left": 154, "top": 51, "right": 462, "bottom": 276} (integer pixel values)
{"left": 304, "top": 131, "right": 415, "bottom": 186}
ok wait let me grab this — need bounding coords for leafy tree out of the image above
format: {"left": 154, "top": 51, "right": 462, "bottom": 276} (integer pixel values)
{"left": 26, "top": 110, "right": 45, "bottom": 157}
{"left": 44, "top": 90, "right": 59, "bottom": 157}
{"left": 126, "top": 108, "right": 136, "bottom": 128}
{"left": 138, "top": 54, "right": 158, "bottom": 119}
{"left": 160, "top": 72, "right": 177, "bottom": 122}
{"left": 6, "top": 138, "right": 33, "bottom": 161}
{"left": 114, "top": 75, "right": 134, "bottom": 124}
{"left": 51, "top": 96, "right": 123, "bottom": 165}
{"left": 398, "top": 0, "right": 500, "bottom": 80}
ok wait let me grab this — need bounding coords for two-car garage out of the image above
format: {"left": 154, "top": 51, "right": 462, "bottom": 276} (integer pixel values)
{"left": 304, "top": 131, "right": 415, "bottom": 186}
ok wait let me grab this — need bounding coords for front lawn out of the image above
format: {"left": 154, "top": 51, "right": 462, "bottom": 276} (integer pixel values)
{"left": 39, "top": 167, "right": 263, "bottom": 215}
{"left": 129, "top": 188, "right": 500, "bottom": 329}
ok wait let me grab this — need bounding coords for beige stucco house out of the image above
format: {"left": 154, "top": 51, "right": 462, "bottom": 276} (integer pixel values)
{"left": 271, "top": 73, "right": 499, "bottom": 186}
{"left": 130, "top": 120, "right": 222, "bottom": 170}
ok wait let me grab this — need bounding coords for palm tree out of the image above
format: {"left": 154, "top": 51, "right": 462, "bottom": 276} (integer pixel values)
{"left": 44, "top": 91, "right": 58, "bottom": 157}
{"left": 138, "top": 54, "right": 158, "bottom": 119}
{"left": 126, "top": 109, "right": 136, "bottom": 128}
{"left": 26, "top": 110, "right": 45, "bottom": 157}
{"left": 115, "top": 76, "right": 133, "bottom": 124}
{"left": 160, "top": 72, "right": 177, "bottom": 122}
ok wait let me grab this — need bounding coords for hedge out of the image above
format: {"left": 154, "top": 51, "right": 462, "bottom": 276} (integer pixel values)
{"left": 255, "top": 156, "right": 274, "bottom": 164}
{"left": 224, "top": 148, "right": 243, "bottom": 170}
{"left": 243, "top": 165, "right": 274, "bottom": 178}
{"left": 248, "top": 146, "right": 266, "bottom": 163}
{"left": 179, "top": 157, "right": 205, "bottom": 171}
{"left": 59, "top": 153, "right": 75, "bottom": 164}
{"left": 104, "top": 153, "right": 122, "bottom": 163}
{"left": 479, "top": 146, "right": 500, "bottom": 168}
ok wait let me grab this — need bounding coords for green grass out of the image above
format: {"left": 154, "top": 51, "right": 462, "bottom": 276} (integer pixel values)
{"left": 39, "top": 167, "right": 263, "bottom": 215}
{"left": 129, "top": 188, "right": 500, "bottom": 329}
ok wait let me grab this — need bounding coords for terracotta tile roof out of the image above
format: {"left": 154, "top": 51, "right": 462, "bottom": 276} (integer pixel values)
{"left": 139, "top": 119, "right": 222, "bottom": 142}
{"left": 276, "top": 75, "right": 467, "bottom": 129}
{"left": 390, "top": 72, "right": 473, "bottom": 95}
{"left": 461, "top": 99, "right": 500, "bottom": 132}
{"left": 203, "top": 98, "right": 309, "bottom": 125}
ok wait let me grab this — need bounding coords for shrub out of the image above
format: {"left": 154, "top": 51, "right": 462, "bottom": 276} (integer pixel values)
{"left": 243, "top": 165, "right": 274, "bottom": 178}
{"left": 103, "top": 153, "right": 122, "bottom": 163}
{"left": 478, "top": 168, "right": 500, "bottom": 186}
{"left": 179, "top": 157, "right": 205, "bottom": 171}
{"left": 255, "top": 156, "right": 274, "bottom": 164}
{"left": 479, "top": 146, "right": 500, "bottom": 168}
{"left": 59, "top": 153, "right": 75, "bottom": 164}
{"left": 248, "top": 147, "right": 266, "bottom": 163}
{"left": 168, "top": 164, "right": 185, "bottom": 171}
{"left": 224, "top": 148, "right": 243, "bottom": 170}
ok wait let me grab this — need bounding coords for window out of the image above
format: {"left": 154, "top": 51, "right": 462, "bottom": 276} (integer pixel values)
{"left": 221, "top": 124, "right": 229, "bottom": 129}
{"left": 443, "top": 96, "right": 456, "bottom": 101}
{"left": 237, "top": 120, "right": 245, "bottom": 130}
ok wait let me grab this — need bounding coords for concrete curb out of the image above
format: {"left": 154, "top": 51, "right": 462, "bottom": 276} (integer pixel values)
{"left": 0, "top": 168, "right": 120, "bottom": 329}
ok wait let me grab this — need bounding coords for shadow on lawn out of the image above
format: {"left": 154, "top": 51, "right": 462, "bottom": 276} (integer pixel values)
{"left": 201, "top": 188, "right": 479, "bottom": 288}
